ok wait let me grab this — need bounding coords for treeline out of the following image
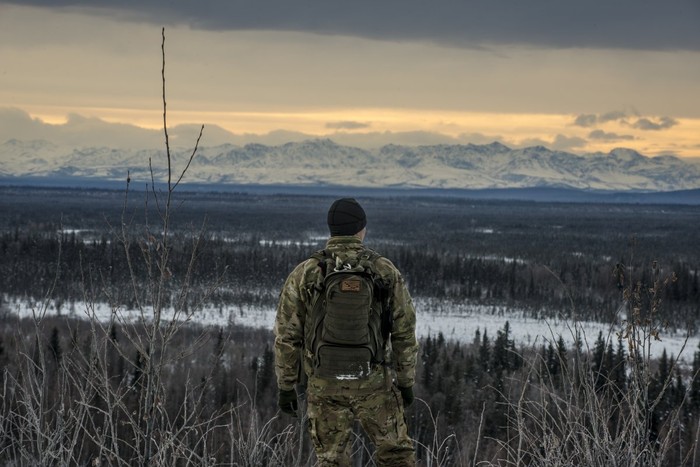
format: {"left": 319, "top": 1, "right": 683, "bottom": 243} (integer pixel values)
{"left": 381, "top": 242, "right": 700, "bottom": 327}
{"left": 419, "top": 325, "right": 699, "bottom": 448}
{"left": 2, "top": 228, "right": 700, "bottom": 329}
{"left": 1, "top": 315, "right": 698, "bottom": 465}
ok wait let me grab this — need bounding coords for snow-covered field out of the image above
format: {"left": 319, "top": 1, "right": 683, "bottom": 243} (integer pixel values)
{"left": 5, "top": 295, "right": 698, "bottom": 364}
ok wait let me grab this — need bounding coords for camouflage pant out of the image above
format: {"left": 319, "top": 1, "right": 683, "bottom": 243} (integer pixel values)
{"left": 306, "top": 383, "right": 415, "bottom": 467}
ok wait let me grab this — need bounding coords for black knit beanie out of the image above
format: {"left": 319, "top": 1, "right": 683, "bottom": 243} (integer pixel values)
{"left": 327, "top": 198, "right": 367, "bottom": 236}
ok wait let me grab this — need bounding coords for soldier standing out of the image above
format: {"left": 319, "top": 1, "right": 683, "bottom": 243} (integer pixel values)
{"left": 274, "top": 198, "right": 419, "bottom": 466}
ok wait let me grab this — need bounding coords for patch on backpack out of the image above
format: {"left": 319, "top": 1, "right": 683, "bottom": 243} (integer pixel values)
{"left": 341, "top": 279, "right": 362, "bottom": 292}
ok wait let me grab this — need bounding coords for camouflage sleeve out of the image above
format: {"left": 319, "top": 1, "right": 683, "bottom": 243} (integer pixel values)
{"left": 273, "top": 262, "right": 308, "bottom": 391}
{"left": 378, "top": 258, "right": 419, "bottom": 388}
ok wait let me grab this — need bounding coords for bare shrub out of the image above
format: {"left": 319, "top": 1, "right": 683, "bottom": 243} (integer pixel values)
{"left": 488, "top": 255, "right": 692, "bottom": 467}
{"left": 1, "top": 28, "right": 224, "bottom": 466}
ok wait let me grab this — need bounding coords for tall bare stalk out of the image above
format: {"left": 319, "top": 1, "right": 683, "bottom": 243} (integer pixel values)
{"left": 492, "top": 253, "right": 691, "bottom": 467}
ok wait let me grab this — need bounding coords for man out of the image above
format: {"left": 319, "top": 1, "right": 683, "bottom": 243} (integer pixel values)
{"left": 274, "top": 198, "right": 419, "bottom": 466}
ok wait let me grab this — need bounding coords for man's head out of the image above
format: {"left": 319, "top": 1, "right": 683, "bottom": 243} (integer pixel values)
{"left": 327, "top": 198, "right": 366, "bottom": 237}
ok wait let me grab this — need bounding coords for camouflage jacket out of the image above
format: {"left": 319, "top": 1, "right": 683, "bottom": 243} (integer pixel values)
{"left": 274, "top": 236, "right": 419, "bottom": 392}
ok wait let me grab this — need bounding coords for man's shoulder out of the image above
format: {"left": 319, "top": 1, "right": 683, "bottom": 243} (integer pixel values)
{"left": 293, "top": 255, "right": 322, "bottom": 272}
{"left": 367, "top": 252, "right": 403, "bottom": 281}
{"left": 287, "top": 255, "right": 323, "bottom": 284}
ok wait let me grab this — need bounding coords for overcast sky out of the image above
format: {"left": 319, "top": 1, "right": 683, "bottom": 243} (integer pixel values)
{"left": 1, "top": 0, "right": 699, "bottom": 156}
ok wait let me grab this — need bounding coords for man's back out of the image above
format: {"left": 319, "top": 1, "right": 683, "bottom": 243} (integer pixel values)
{"left": 274, "top": 198, "right": 418, "bottom": 466}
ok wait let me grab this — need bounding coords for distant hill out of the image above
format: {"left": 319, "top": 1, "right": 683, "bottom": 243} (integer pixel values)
{"left": 2, "top": 178, "right": 700, "bottom": 205}
{"left": 2, "top": 138, "right": 700, "bottom": 194}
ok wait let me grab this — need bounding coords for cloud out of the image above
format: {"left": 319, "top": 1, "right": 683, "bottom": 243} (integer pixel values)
{"left": 0, "top": 107, "right": 43, "bottom": 140}
{"left": 324, "top": 130, "right": 508, "bottom": 148}
{"left": 0, "top": 107, "right": 236, "bottom": 149}
{"left": 0, "top": 107, "right": 487, "bottom": 150}
{"left": 3, "top": 0, "right": 699, "bottom": 51}
{"left": 518, "top": 134, "right": 586, "bottom": 151}
{"left": 588, "top": 130, "right": 635, "bottom": 141}
{"left": 330, "top": 131, "right": 460, "bottom": 148}
{"left": 631, "top": 116, "right": 678, "bottom": 131}
{"left": 518, "top": 134, "right": 587, "bottom": 153}
{"left": 551, "top": 134, "right": 588, "bottom": 152}
{"left": 516, "top": 137, "right": 550, "bottom": 148}
{"left": 325, "top": 121, "right": 371, "bottom": 130}
{"left": 457, "top": 132, "right": 505, "bottom": 146}
{"left": 241, "top": 129, "right": 481, "bottom": 149}
{"left": 572, "top": 112, "right": 680, "bottom": 135}
{"left": 573, "top": 111, "right": 629, "bottom": 127}
{"left": 573, "top": 114, "right": 599, "bottom": 128}
{"left": 599, "top": 111, "right": 629, "bottom": 123}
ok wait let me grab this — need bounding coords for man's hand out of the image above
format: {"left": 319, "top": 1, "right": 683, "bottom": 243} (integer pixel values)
{"left": 278, "top": 388, "right": 298, "bottom": 417}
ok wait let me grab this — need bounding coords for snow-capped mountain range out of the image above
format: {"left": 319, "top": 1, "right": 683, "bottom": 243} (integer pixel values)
{"left": 2, "top": 138, "right": 699, "bottom": 192}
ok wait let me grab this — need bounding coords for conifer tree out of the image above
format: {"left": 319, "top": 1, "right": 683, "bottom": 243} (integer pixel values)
{"left": 421, "top": 335, "right": 434, "bottom": 389}
{"left": 492, "top": 321, "right": 511, "bottom": 375}
{"left": 48, "top": 326, "right": 62, "bottom": 364}
{"left": 657, "top": 349, "right": 670, "bottom": 390}
{"left": 690, "top": 342, "right": 700, "bottom": 413}
{"left": 254, "top": 345, "right": 275, "bottom": 404}
{"left": 132, "top": 350, "right": 144, "bottom": 390}
{"left": 673, "top": 368, "right": 686, "bottom": 408}
{"left": 612, "top": 336, "right": 627, "bottom": 393}
{"left": 545, "top": 342, "right": 559, "bottom": 379}
{"left": 478, "top": 330, "right": 490, "bottom": 374}
{"left": 592, "top": 331, "right": 608, "bottom": 391}
{"left": 556, "top": 335, "right": 568, "bottom": 374}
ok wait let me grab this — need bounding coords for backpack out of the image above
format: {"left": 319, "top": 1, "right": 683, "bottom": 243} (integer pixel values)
{"left": 309, "top": 248, "right": 391, "bottom": 380}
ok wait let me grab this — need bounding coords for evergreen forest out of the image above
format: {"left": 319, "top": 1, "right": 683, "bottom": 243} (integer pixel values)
{"left": 1, "top": 186, "right": 700, "bottom": 466}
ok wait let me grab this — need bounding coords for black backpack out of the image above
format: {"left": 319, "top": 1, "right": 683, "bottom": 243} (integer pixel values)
{"left": 309, "top": 249, "right": 391, "bottom": 380}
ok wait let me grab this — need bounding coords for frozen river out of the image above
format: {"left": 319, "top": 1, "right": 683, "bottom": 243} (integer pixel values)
{"left": 6, "top": 295, "right": 698, "bottom": 364}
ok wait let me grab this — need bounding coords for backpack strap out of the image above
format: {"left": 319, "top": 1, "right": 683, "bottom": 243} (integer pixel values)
{"left": 357, "top": 249, "right": 394, "bottom": 343}
{"left": 308, "top": 249, "right": 332, "bottom": 352}
{"left": 310, "top": 248, "right": 329, "bottom": 276}
{"left": 308, "top": 249, "right": 330, "bottom": 328}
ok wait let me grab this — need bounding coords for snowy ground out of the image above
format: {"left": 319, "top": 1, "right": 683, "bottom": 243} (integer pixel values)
{"left": 5, "top": 295, "right": 698, "bottom": 364}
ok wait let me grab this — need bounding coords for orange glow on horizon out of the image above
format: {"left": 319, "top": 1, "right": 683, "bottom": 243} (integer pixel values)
{"left": 17, "top": 106, "right": 700, "bottom": 158}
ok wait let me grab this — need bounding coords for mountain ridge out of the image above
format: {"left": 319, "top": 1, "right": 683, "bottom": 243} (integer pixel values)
{"left": 1, "top": 138, "right": 699, "bottom": 192}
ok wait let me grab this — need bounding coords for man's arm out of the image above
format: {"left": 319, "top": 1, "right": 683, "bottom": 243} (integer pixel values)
{"left": 273, "top": 265, "right": 306, "bottom": 391}
{"left": 384, "top": 262, "right": 419, "bottom": 388}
